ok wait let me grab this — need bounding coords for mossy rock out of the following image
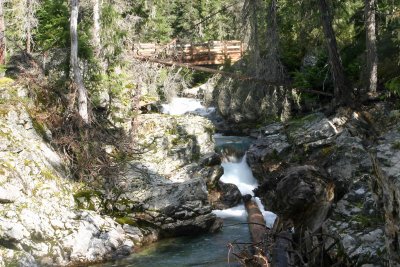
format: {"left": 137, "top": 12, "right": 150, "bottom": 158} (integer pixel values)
{"left": 115, "top": 216, "right": 137, "bottom": 226}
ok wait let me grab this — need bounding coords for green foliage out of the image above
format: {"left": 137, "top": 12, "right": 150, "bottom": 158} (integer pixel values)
{"left": 386, "top": 77, "right": 400, "bottom": 96}
{"left": 139, "top": 0, "right": 239, "bottom": 43}
{"left": 101, "top": 3, "right": 127, "bottom": 67}
{"left": 292, "top": 53, "right": 331, "bottom": 90}
{"left": 35, "top": 0, "right": 69, "bottom": 50}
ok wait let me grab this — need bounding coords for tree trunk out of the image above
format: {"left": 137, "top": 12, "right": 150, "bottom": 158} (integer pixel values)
{"left": 70, "top": 0, "right": 89, "bottom": 124}
{"left": 251, "top": 0, "right": 260, "bottom": 78}
{"left": 263, "top": 0, "right": 286, "bottom": 83}
{"left": 26, "top": 0, "right": 31, "bottom": 53}
{"left": 317, "top": 0, "right": 351, "bottom": 106}
{"left": 365, "top": 0, "right": 378, "bottom": 95}
{"left": 0, "top": 0, "right": 5, "bottom": 65}
{"left": 92, "top": 0, "right": 101, "bottom": 58}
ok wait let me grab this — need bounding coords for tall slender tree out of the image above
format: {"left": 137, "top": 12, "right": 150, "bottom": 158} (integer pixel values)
{"left": 261, "top": 0, "right": 286, "bottom": 83}
{"left": 0, "top": 0, "right": 5, "bottom": 65}
{"left": 70, "top": 0, "right": 89, "bottom": 124}
{"left": 365, "top": 0, "right": 378, "bottom": 95}
{"left": 317, "top": 0, "right": 351, "bottom": 105}
{"left": 92, "top": 0, "right": 101, "bottom": 58}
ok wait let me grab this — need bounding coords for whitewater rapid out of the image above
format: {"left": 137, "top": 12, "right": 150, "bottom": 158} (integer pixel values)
{"left": 212, "top": 155, "right": 277, "bottom": 228}
{"left": 161, "top": 97, "right": 215, "bottom": 116}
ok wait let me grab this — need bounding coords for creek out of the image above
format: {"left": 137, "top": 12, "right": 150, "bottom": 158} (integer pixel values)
{"left": 99, "top": 97, "right": 276, "bottom": 267}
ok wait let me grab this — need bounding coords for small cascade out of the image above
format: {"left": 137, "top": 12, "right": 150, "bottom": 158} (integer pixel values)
{"left": 213, "top": 154, "right": 277, "bottom": 228}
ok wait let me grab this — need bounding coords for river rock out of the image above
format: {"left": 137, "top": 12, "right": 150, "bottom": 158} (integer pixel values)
{"left": 209, "top": 181, "right": 242, "bottom": 210}
{"left": 132, "top": 114, "right": 215, "bottom": 176}
{"left": 246, "top": 130, "right": 290, "bottom": 181}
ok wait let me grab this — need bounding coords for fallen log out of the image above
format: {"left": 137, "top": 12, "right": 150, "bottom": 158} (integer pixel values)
{"left": 244, "top": 195, "right": 267, "bottom": 245}
{"left": 243, "top": 195, "right": 270, "bottom": 267}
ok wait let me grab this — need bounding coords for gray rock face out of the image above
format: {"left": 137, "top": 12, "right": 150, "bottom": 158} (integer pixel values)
{"left": 108, "top": 114, "right": 221, "bottom": 238}
{"left": 246, "top": 130, "right": 290, "bottom": 181}
{"left": 248, "top": 109, "right": 396, "bottom": 265}
{"left": 371, "top": 129, "right": 400, "bottom": 265}
{"left": 0, "top": 100, "right": 137, "bottom": 266}
{"left": 286, "top": 113, "right": 337, "bottom": 146}
{"left": 132, "top": 114, "right": 215, "bottom": 178}
{"left": 323, "top": 176, "right": 385, "bottom": 266}
{"left": 0, "top": 90, "right": 225, "bottom": 265}
{"left": 272, "top": 165, "right": 333, "bottom": 232}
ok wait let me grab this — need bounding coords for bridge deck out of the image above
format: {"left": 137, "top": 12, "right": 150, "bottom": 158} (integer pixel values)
{"left": 133, "top": 40, "right": 244, "bottom": 65}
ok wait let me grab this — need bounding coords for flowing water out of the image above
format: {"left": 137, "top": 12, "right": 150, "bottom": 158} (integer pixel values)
{"left": 98, "top": 97, "right": 276, "bottom": 266}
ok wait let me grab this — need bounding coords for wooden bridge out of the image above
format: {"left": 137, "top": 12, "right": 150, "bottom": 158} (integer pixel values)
{"left": 133, "top": 40, "right": 244, "bottom": 65}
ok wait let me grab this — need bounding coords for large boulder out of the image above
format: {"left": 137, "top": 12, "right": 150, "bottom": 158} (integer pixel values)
{"left": 269, "top": 165, "right": 334, "bottom": 232}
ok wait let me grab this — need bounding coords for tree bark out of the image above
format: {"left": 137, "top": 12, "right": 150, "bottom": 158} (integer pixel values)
{"left": 92, "top": 0, "right": 101, "bottom": 58}
{"left": 365, "top": 0, "right": 378, "bottom": 95}
{"left": 317, "top": 0, "right": 351, "bottom": 106}
{"left": 70, "top": 0, "right": 89, "bottom": 124}
{"left": 26, "top": 0, "right": 32, "bottom": 53}
{"left": 263, "top": 0, "right": 286, "bottom": 83}
{"left": 0, "top": 0, "right": 5, "bottom": 65}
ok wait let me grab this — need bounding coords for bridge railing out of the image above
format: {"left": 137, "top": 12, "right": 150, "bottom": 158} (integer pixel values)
{"left": 133, "top": 40, "right": 244, "bottom": 65}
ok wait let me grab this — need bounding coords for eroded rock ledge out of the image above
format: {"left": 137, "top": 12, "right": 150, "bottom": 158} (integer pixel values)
{"left": 247, "top": 105, "right": 400, "bottom": 266}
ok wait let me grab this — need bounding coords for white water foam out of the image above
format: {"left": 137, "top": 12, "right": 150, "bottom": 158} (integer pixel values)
{"left": 213, "top": 155, "right": 277, "bottom": 228}
{"left": 161, "top": 97, "right": 214, "bottom": 116}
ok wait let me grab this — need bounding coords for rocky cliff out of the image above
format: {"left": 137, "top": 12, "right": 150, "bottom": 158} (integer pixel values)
{"left": 0, "top": 81, "right": 223, "bottom": 266}
{"left": 247, "top": 104, "right": 400, "bottom": 266}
